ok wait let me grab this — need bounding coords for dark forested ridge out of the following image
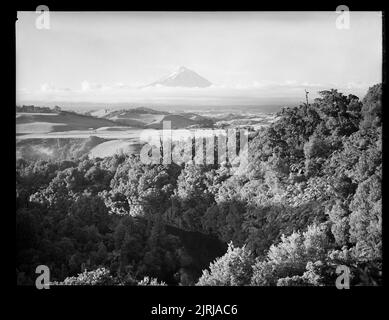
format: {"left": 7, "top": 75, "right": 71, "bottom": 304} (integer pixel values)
{"left": 16, "top": 84, "right": 382, "bottom": 286}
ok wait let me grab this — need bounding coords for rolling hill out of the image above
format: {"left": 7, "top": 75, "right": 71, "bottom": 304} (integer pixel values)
{"left": 91, "top": 107, "right": 215, "bottom": 129}
{"left": 17, "top": 111, "right": 121, "bottom": 134}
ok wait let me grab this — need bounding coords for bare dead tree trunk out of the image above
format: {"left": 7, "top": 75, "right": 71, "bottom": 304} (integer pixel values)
{"left": 305, "top": 89, "right": 309, "bottom": 105}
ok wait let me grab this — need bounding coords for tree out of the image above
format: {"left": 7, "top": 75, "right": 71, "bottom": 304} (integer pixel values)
{"left": 349, "top": 173, "right": 382, "bottom": 261}
{"left": 251, "top": 223, "right": 333, "bottom": 286}
{"left": 138, "top": 276, "right": 167, "bottom": 286}
{"left": 59, "top": 267, "right": 117, "bottom": 285}
{"left": 303, "top": 133, "right": 330, "bottom": 177}
{"left": 360, "top": 83, "right": 381, "bottom": 129}
{"left": 197, "top": 242, "right": 254, "bottom": 286}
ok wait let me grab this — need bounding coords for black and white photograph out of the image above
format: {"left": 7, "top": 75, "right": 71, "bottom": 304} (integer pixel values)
{"left": 15, "top": 8, "right": 382, "bottom": 295}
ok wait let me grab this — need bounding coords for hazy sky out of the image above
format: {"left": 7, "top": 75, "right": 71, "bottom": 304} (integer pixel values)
{"left": 16, "top": 11, "right": 382, "bottom": 105}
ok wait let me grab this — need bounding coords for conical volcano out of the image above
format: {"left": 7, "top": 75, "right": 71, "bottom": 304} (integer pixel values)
{"left": 148, "top": 66, "right": 212, "bottom": 88}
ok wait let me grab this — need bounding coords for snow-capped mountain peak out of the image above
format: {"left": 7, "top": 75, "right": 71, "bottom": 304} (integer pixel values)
{"left": 148, "top": 66, "right": 212, "bottom": 88}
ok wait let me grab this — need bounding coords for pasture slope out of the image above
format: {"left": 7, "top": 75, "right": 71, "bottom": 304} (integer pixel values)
{"left": 15, "top": 107, "right": 217, "bottom": 161}
{"left": 17, "top": 111, "right": 121, "bottom": 133}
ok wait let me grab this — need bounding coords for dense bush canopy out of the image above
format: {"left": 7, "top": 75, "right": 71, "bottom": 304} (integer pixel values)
{"left": 16, "top": 84, "right": 382, "bottom": 286}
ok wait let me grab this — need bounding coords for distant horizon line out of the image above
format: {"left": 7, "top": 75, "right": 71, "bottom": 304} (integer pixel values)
{"left": 15, "top": 99, "right": 302, "bottom": 110}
